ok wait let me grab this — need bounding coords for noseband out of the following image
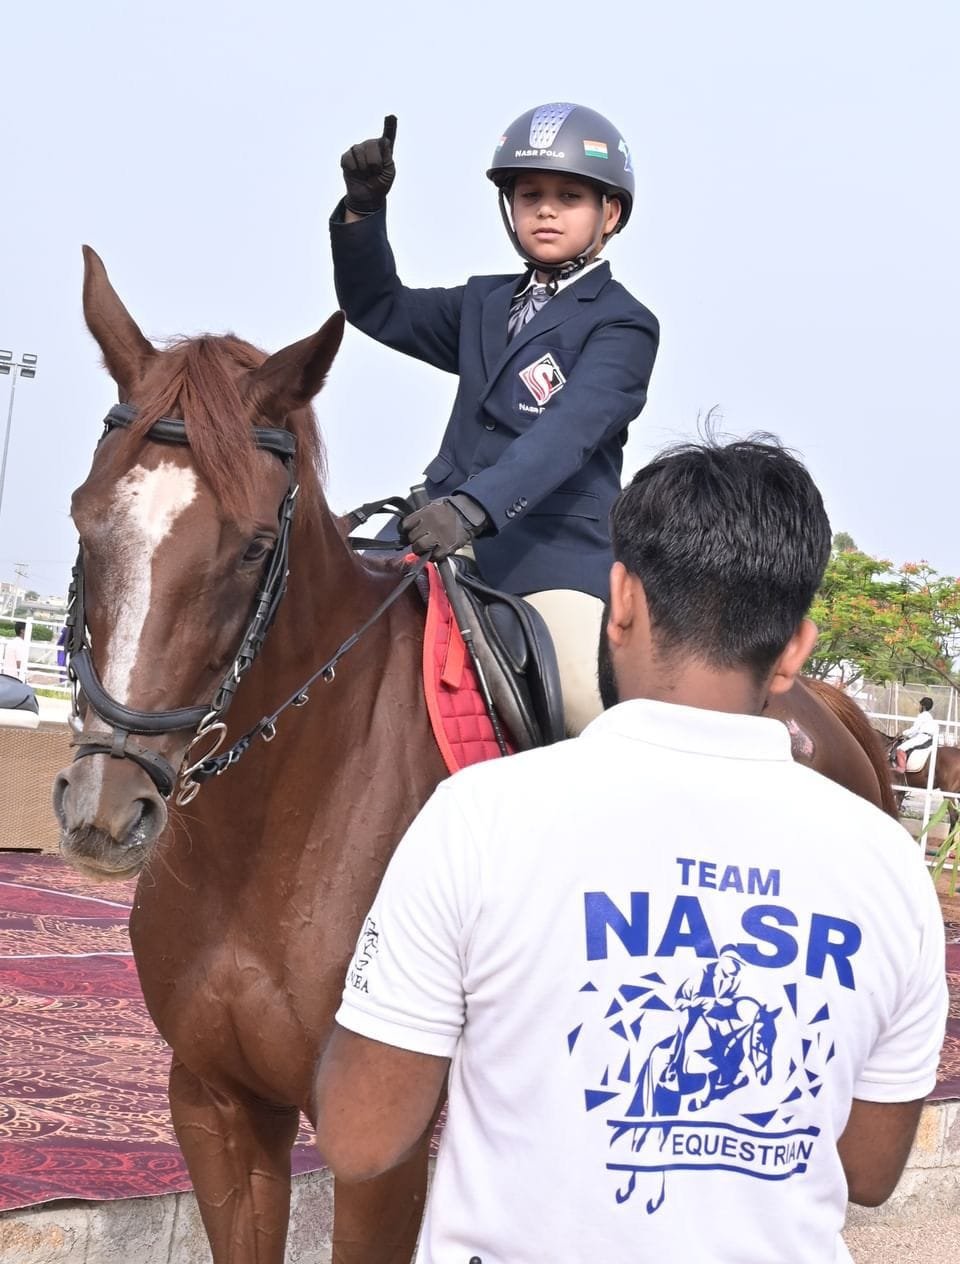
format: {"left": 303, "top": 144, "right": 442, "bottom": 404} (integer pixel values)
{"left": 66, "top": 403, "right": 299, "bottom": 802}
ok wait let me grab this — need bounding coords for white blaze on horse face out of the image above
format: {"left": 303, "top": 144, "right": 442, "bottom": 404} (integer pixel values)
{"left": 101, "top": 460, "right": 198, "bottom": 705}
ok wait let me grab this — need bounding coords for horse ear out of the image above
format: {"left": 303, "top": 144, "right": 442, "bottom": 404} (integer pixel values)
{"left": 81, "top": 246, "right": 157, "bottom": 396}
{"left": 246, "top": 312, "right": 346, "bottom": 423}
{"left": 767, "top": 1007, "right": 782, "bottom": 1019}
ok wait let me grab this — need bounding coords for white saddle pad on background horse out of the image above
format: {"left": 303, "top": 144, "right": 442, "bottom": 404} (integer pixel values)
{"left": 905, "top": 747, "right": 932, "bottom": 774}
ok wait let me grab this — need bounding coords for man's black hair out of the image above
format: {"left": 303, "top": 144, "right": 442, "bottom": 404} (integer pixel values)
{"left": 610, "top": 436, "right": 831, "bottom": 679}
{"left": 13, "top": 621, "right": 25, "bottom": 637}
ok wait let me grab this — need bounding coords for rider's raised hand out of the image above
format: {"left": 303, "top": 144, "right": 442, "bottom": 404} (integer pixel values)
{"left": 340, "top": 115, "right": 397, "bottom": 216}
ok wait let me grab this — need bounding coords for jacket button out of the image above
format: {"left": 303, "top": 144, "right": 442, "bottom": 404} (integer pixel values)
{"left": 505, "top": 507, "right": 515, "bottom": 518}
{"left": 483, "top": 420, "right": 496, "bottom": 431}
{"left": 518, "top": 497, "right": 527, "bottom": 508}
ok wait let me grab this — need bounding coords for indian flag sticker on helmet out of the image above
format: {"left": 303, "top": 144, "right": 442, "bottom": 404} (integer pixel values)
{"left": 583, "top": 139, "right": 608, "bottom": 159}
{"left": 496, "top": 135, "right": 507, "bottom": 150}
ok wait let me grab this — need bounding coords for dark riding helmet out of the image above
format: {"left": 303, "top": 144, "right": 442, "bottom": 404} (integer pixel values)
{"left": 487, "top": 103, "right": 635, "bottom": 284}
{"left": 487, "top": 103, "right": 635, "bottom": 227}
{"left": 920, "top": 696, "right": 934, "bottom": 711}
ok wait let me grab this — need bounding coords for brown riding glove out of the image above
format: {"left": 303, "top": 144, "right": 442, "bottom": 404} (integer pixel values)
{"left": 401, "top": 495, "right": 490, "bottom": 560}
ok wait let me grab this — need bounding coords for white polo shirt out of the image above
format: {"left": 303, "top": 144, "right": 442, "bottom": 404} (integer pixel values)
{"left": 901, "top": 709, "right": 939, "bottom": 744}
{"left": 1, "top": 635, "right": 25, "bottom": 680}
{"left": 337, "top": 700, "right": 947, "bottom": 1264}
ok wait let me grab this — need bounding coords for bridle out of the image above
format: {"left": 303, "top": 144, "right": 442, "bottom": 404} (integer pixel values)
{"left": 65, "top": 404, "right": 427, "bottom": 807}
{"left": 66, "top": 403, "right": 298, "bottom": 804}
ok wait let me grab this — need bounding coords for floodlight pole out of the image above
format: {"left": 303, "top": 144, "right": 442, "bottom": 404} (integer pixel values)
{"left": 0, "top": 353, "right": 38, "bottom": 526}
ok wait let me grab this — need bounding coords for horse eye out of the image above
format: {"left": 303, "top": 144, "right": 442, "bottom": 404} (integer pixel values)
{"left": 242, "top": 537, "right": 274, "bottom": 564}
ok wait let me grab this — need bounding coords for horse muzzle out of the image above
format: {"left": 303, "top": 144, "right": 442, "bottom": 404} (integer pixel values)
{"left": 53, "top": 754, "right": 168, "bottom": 878}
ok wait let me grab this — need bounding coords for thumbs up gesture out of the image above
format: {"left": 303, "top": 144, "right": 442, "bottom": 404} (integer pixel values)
{"left": 340, "top": 115, "right": 397, "bottom": 216}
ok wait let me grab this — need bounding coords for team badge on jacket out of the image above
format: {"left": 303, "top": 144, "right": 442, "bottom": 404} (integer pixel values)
{"left": 519, "top": 353, "right": 566, "bottom": 406}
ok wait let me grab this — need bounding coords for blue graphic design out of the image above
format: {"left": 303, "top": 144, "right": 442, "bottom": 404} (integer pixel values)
{"left": 569, "top": 948, "right": 828, "bottom": 1213}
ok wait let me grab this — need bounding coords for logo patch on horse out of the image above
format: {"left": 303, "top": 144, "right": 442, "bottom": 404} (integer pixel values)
{"left": 519, "top": 353, "right": 566, "bottom": 406}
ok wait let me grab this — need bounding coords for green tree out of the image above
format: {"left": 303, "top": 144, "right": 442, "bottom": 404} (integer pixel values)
{"left": 807, "top": 550, "right": 960, "bottom": 688}
{"left": 832, "top": 531, "right": 857, "bottom": 554}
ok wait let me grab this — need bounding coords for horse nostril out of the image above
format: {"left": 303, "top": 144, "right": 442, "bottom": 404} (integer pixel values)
{"left": 52, "top": 772, "right": 70, "bottom": 828}
{"left": 123, "top": 797, "right": 164, "bottom": 850}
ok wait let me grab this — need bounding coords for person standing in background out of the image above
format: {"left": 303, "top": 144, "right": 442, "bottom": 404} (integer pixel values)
{"left": 1, "top": 621, "right": 27, "bottom": 681}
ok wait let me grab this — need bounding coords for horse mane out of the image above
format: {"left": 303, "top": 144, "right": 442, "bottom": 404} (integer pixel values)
{"left": 803, "top": 678, "right": 899, "bottom": 818}
{"left": 110, "top": 334, "right": 328, "bottom": 527}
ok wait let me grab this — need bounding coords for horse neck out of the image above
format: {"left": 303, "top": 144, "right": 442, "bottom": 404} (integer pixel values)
{"left": 176, "top": 497, "right": 439, "bottom": 884}
{"left": 264, "top": 502, "right": 393, "bottom": 691}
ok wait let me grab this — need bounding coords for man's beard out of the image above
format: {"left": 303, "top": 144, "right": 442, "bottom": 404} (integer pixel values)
{"left": 597, "top": 602, "right": 620, "bottom": 710}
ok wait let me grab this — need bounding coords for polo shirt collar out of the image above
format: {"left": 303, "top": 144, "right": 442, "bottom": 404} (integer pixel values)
{"left": 585, "top": 698, "right": 793, "bottom": 762}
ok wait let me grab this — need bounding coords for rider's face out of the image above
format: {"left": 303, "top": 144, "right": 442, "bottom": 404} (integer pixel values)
{"left": 511, "top": 173, "right": 620, "bottom": 267}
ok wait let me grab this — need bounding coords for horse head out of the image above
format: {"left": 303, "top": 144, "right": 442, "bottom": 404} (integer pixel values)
{"left": 54, "top": 247, "right": 344, "bottom": 878}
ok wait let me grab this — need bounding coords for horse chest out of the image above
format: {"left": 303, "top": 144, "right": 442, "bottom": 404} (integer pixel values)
{"left": 130, "top": 905, "right": 323, "bottom": 1100}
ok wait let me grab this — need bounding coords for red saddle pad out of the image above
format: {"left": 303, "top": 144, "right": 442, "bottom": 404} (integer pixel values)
{"left": 422, "top": 563, "right": 515, "bottom": 774}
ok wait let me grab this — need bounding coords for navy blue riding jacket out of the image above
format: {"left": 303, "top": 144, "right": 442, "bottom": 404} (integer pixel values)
{"left": 330, "top": 204, "right": 659, "bottom": 599}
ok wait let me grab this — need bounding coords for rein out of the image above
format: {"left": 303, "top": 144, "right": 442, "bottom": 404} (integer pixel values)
{"left": 67, "top": 404, "right": 422, "bottom": 805}
{"left": 186, "top": 549, "right": 429, "bottom": 793}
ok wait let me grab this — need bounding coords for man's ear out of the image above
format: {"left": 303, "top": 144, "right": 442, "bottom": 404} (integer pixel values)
{"left": 607, "top": 562, "right": 634, "bottom": 647}
{"left": 767, "top": 618, "right": 819, "bottom": 697}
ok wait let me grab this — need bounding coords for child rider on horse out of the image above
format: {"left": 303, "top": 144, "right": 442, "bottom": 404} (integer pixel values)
{"left": 330, "top": 103, "right": 660, "bottom": 734}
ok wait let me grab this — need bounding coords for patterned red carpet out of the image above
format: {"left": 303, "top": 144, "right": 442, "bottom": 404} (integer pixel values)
{"left": 0, "top": 853, "right": 323, "bottom": 1212}
{"left": 1, "top": 853, "right": 958, "bottom": 1213}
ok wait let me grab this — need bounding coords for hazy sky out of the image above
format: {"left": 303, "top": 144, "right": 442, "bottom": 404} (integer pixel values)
{"left": 1, "top": 0, "right": 957, "bottom": 599}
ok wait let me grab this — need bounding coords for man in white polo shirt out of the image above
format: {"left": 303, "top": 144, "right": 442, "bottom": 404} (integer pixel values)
{"left": 314, "top": 438, "right": 947, "bottom": 1264}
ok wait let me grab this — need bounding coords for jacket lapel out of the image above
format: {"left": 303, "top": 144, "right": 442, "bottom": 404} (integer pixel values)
{"left": 480, "top": 277, "right": 522, "bottom": 376}
{"left": 479, "top": 262, "right": 611, "bottom": 405}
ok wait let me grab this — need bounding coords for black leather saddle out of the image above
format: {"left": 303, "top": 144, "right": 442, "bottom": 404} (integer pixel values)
{"left": 440, "top": 556, "right": 566, "bottom": 751}
{"left": 0, "top": 674, "right": 39, "bottom": 714}
{"left": 344, "top": 492, "right": 566, "bottom": 751}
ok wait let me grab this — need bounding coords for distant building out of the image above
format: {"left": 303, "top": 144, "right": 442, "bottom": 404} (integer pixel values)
{"left": 18, "top": 595, "right": 68, "bottom": 621}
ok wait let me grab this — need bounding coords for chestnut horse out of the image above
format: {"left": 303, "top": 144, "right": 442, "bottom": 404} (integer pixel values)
{"left": 881, "top": 733, "right": 960, "bottom": 831}
{"left": 54, "top": 248, "right": 895, "bottom": 1264}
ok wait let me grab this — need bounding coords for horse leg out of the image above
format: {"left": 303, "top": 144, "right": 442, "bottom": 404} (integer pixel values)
{"left": 169, "top": 1057, "right": 300, "bottom": 1264}
{"left": 331, "top": 1124, "right": 433, "bottom": 1264}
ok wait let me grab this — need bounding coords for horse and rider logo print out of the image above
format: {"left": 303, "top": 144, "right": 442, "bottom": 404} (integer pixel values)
{"left": 519, "top": 353, "right": 566, "bottom": 407}
{"left": 568, "top": 948, "right": 831, "bottom": 1214}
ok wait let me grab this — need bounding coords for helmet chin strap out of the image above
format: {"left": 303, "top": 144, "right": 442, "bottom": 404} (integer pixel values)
{"left": 498, "top": 188, "right": 609, "bottom": 295}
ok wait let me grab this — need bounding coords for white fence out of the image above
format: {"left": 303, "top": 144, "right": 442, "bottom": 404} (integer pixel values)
{"left": 5, "top": 619, "right": 959, "bottom": 859}
{"left": 0, "top": 617, "right": 69, "bottom": 697}
{"left": 859, "top": 681, "right": 960, "bottom": 747}
{"left": 865, "top": 705, "right": 959, "bottom": 861}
